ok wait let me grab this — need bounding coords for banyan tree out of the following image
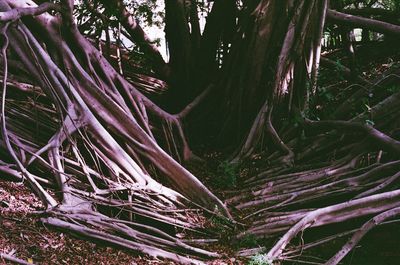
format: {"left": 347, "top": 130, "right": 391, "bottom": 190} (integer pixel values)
{"left": 1, "top": 0, "right": 400, "bottom": 264}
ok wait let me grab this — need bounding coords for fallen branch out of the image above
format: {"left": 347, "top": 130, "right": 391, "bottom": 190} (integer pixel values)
{"left": 0, "top": 253, "right": 33, "bottom": 265}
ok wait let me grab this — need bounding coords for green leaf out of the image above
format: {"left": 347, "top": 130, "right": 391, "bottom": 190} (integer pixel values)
{"left": 365, "top": 120, "right": 375, "bottom": 126}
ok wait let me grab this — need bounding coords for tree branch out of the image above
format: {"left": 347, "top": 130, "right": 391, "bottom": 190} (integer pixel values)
{"left": 326, "top": 207, "right": 400, "bottom": 265}
{"left": 266, "top": 189, "right": 400, "bottom": 261}
{"left": 60, "top": 0, "right": 75, "bottom": 27}
{"left": 327, "top": 9, "right": 400, "bottom": 35}
{"left": 97, "top": 0, "right": 169, "bottom": 78}
{"left": 0, "top": 2, "right": 59, "bottom": 22}
{"left": 305, "top": 119, "right": 400, "bottom": 155}
{"left": 343, "top": 8, "right": 397, "bottom": 18}
{"left": 0, "top": 253, "right": 33, "bottom": 265}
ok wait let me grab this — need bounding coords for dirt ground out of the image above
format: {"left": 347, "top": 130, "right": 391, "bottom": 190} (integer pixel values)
{"left": 0, "top": 180, "right": 243, "bottom": 265}
{"left": 0, "top": 180, "right": 164, "bottom": 264}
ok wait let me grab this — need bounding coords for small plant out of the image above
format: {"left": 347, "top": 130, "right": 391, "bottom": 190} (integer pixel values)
{"left": 387, "top": 85, "right": 400, "bottom": 93}
{"left": 365, "top": 119, "right": 375, "bottom": 126}
{"left": 334, "top": 60, "right": 345, "bottom": 81}
{"left": 319, "top": 87, "right": 335, "bottom": 102}
{"left": 248, "top": 254, "right": 273, "bottom": 265}
{"left": 239, "top": 233, "right": 259, "bottom": 248}
{"left": 209, "top": 214, "right": 232, "bottom": 237}
{"left": 361, "top": 97, "right": 371, "bottom": 112}
{"left": 213, "top": 161, "right": 238, "bottom": 189}
{"left": 293, "top": 111, "right": 305, "bottom": 126}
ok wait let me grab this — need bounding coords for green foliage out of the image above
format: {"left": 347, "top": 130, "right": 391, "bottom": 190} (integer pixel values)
{"left": 125, "top": 0, "right": 165, "bottom": 28}
{"left": 386, "top": 84, "right": 400, "bottom": 93}
{"left": 213, "top": 161, "right": 238, "bottom": 189}
{"left": 334, "top": 60, "right": 346, "bottom": 81}
{"left": 321, "top": 90, "right": 335, "bottom": 102}
{"left": 239, "top": 233, "right": 259, "bottom": 248}
{"left": 317, "top": 68, "right": 329, "bottom": 84}
{"left": 209, "top": 214, "right": 232, "bottom": 237}
{"left": 361, "top": 97, "right": 371, "bottom": 112}
{"left": 128, "top": 44, "right": 161, "bottom": 74}
{"left": 335, "top": 60, "right": 344, "bottom": 72}
{"left": 365, "top": 119, "right": 375, "bottom": 126}
{"left": 248, "top": 254, "right": 272, "bottom": 265}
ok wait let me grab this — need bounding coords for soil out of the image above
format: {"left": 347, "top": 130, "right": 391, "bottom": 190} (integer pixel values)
{"left": 0, "top": 180, "right": 162, "bottom": 265}
{"left": 0, "top": 180, "right": 244, "bottom": 265}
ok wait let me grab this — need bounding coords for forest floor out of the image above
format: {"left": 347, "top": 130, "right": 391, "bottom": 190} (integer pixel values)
{"left": 0, "top": 180, "right": 146, "bottom": 265}
{"left": 0, "top": 178, "right": 243, "bottom": 265}
{"left": 2, "top": 157, "right": 400, "bottom": 265}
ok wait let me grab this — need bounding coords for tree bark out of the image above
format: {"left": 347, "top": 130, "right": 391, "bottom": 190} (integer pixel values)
{"left": 327, "top": 9, "right": 400, "bottom": 35}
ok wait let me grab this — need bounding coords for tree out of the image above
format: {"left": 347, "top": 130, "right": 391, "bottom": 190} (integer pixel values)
{"left": 0, "top": 0, "right": 227, "bottom": 263}
{"left": 1, "top": 0, "right": 400, "bottom": 264}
